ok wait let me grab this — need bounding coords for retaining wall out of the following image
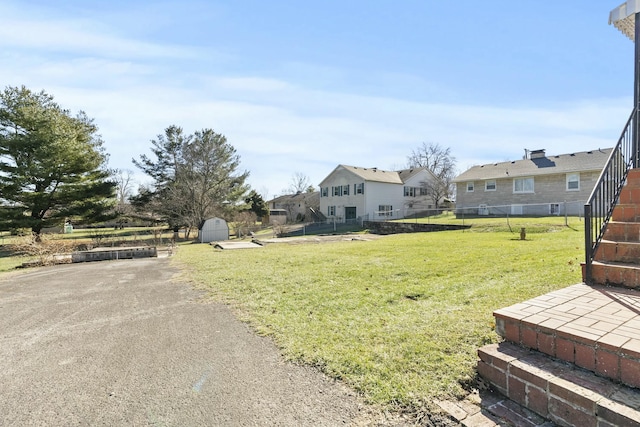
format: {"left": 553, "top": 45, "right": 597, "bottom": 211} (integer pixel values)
{"left": 72, "top": 246, "right": 157, "bottom": 263}
{"left": 363, "top": 221, "right": 470, "bottom": 235}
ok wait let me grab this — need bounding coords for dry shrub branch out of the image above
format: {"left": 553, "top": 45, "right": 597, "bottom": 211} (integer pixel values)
{"left": 12, "top": 234, "right": 77, "bottom": 266}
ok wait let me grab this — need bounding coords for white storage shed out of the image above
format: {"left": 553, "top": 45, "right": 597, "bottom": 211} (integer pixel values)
{"left": 198, "top": 217, "right": 229, "bottom": 243}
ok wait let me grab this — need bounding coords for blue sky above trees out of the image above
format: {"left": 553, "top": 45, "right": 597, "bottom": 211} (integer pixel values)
{"left": 0, "top": 1, "right": 634, "bottom": 198}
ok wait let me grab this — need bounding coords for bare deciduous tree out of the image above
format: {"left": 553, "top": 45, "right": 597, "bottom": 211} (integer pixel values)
{"left": 114, "top": 169, "right": 135, "bottom": 205}
{"left": 113, "top": 169, "right": 135, "bottom": 226}
{"left": 288, "top": 172, "right": 313, "bottom": 194}
{"left": 233, "top": 211, "right": 257, "bottom": 238}
{"left": 407, "top": 142, "right": 457, "bottom": 209}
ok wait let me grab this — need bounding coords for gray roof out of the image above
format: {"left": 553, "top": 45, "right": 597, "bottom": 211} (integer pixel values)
{"left": 320, "top": 164, "right": 436, "bottom": 185}
{"left": 269, "top": 191, "right": 320, "bottom": 204}
{"left": 320, "top": 165, "right": 403, "bottom": 185}
{"left": 453, "top": 148, "right": 613, "bottom": 182}
{"left": 344, "top": 165, "right": 404, "bottom": 184}
{"left": 398, "top": 167, "right": 434, "bottom": 182}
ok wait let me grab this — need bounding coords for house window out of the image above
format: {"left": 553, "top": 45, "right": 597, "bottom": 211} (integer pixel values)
{"left": 378, "top": 205, "right": 393, "bottom": 217}
{"left": 485, "top": 180, "right": 496, "bottom": 191}
{"left": 332, "top": 186, "right": 341, "bottom": 196}
{"left": 513, "top": 177, "right": 534, "bottom": 193}
{"left": 419, "top": 187, "right": 428, "bottom": 196}
{"left": 404, "top": 186, "right": 416, "bottom": 197}
{"left": 355, "top": 183, "right": 364, "bottom": 194}
{"left": 321, "top": 187, "right": 328, "bottom": 197}
{"left": 466, "top": 182, "right": 474, "bottom": 192}
{"left": 550, "top": 203, "right": 560, "bottom": 215}
{"left": 327, "top": 205, "right": 336, "bottom": 216}
{"left": 342, "top": 184, "right": 350, "bottom": 195}
{"left": 566, "top": 173, "right": 580, "bottom": 191}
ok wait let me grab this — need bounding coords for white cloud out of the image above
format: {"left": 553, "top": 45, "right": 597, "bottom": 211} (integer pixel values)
{"left": 43, "top": 74, "right": 630, "bottom": 195}
{"left": 0, "top": 4, "right": 202, "bottom": 60}
{"left": 0, "top": 2, "right": 631, "bottom": 197}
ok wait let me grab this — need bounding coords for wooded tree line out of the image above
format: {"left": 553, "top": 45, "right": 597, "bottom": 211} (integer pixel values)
{"left": 0, "top": 85, "right": 455, "bottom": 238}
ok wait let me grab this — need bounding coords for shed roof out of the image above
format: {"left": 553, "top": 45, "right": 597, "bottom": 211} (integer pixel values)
{"left": 453, "top": 148, "right": 613, "bottom": 182}
{"left": 198, "top": 217, "right": 227, "bottom": 230}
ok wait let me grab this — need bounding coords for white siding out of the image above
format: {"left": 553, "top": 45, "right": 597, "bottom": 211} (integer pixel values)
{"left": 319, "top": 168, "right": 366, "bottom": 222}
{"left": 364, "top": 182, "right": 403, "bottom": 220}
{"left": 401, "top": 170, "right": 438, "bottom": 214}
{"left": 319, "top": 165, "right": 434, "bottom": 222}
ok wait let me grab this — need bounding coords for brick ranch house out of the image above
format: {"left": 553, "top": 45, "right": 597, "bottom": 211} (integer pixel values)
{"left": 453, "top": 148, "right": 612, "bottom": 217}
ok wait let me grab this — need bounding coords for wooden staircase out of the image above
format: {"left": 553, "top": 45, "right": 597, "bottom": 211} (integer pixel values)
{"left": 477, "top": 169, "right": 640, "bottom": 426}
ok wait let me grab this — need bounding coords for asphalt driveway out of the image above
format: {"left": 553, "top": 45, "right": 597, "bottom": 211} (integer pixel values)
{"left": 0, "top": 258, "right": 395, "bottom": 426}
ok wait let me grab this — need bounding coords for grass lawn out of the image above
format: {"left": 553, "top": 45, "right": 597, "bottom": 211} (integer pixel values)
{"left": 175, "top": 217, "right": 585, "bottom": 413}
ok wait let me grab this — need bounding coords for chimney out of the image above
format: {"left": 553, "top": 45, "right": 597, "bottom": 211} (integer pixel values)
{"left": 529, "top": 149, "right": 546, "bottom": 159}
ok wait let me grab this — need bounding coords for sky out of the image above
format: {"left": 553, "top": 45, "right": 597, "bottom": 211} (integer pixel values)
{"left": 0, "top": 1, "right": 636, "bottom": 200}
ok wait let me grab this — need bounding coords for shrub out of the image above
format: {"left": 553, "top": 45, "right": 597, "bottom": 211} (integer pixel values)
{"left": 12, "top": 233, "right": 77, "bottom": 266}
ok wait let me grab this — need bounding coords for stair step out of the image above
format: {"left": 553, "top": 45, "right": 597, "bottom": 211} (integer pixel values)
{"left": 590, "top": 261, "right": 640, "bottom": 289}
{"left": 595, "top": 240, "right": 640, "bottom": 263}
{"left": 619, "top": 169, "right": 640, "bottom": 202}
{"left": 626, "top": 168, "right": 640, "bottom": 183}
{"left": 602, "top": 221, "right": 640, "bottom": 242}
{"left": 478, "top": 342, "right": 640, "bottom": 427}
{"left": 612, "top": 204, "right": 640, "bottom": 222}
{"left": 436, "top": 389, "right": 553, "bottom": 426}
{"left": 493, "top": 283, "right": 640, "bottom": 388}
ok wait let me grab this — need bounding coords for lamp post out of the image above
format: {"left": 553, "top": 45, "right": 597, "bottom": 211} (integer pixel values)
{"left": 610, "top": 1, "right": 640, "bottom": 167}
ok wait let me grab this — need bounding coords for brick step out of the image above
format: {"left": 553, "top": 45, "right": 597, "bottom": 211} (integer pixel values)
{"left": 493, "top": 283, "right": 640, "bottom": 388}
{"left": 612, "top": 204, "right": 640, "bottom": 222}
{"left": 626, "top": 168, "right": 640, "bottom": 184}
{"left": 602, "top": 221, "right": 640, "bottom": 242}
{"left": 590, "top": 261, "right": 640, "bottom": 289}
{"left": 435, "top": 389, "right": 552, "bottom": 426}
{"left": 478, "top": 342, "right": 640, "bottom": 427}
{"left": 595, "top": 240, "right": 640, "bottom": 263}
{"left": 619, "top": 169, "right": 640, "bottom": 203}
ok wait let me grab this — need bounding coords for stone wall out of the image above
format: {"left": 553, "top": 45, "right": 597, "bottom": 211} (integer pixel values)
{"left": 72, "top": 246, "right": 157, "bottom": 263}
{"left": 363, "top": 221, "right": 470, "bottom": 235}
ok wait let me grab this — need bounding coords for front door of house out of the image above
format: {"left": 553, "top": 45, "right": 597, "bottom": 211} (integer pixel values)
{"left": 345, "top": 207, "right": 357, "bottom": 222}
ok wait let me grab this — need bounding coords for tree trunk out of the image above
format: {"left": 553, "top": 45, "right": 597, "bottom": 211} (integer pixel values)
{"left": 32, "top": 225, "right": 43, "bottom": 242}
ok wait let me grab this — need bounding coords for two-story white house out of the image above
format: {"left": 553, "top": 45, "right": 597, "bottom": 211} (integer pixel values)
{"left": 318, "top": 165, "right": 441, "bottom": 223}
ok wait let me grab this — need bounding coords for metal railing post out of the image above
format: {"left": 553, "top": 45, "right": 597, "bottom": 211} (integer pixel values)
{"left": 634, "top": 12, "right": 640, "bottom": 167}
{"left": 584, "top": 203, "right": 592, "bottom": 284}
{"left": 584, "top": 109, "right": 635, "bottom": 281}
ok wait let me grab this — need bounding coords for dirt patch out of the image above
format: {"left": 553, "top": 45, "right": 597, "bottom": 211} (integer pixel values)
{"left": 257, "top": 233, "right": 386, "bottom": 245}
